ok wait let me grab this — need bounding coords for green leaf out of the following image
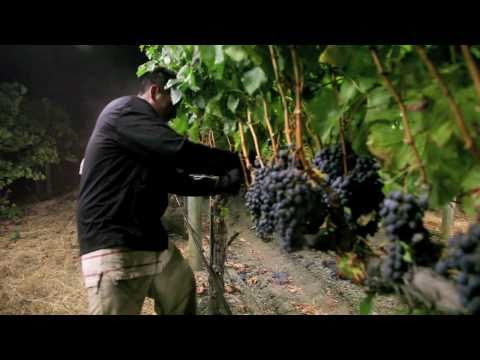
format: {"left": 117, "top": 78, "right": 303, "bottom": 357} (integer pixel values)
{"left": 319, "top": 45, "right": 350, "bottom": 68}
{"left": 205, "top": 96, "right": 223, "bottom": 118}
{"left": 192, "top": 96, "right": 206, "bottom": 109}
{"left": 357, "top": 78, "right": 377, "bottom": 93}
{"left": 359, "top": 293, "right": 375, "bottom": 315}
{"left": 367, "top": 121, "right": 403, "bottom": 164}
{"left": 462, "top": 196, "right": 479, "bottom": 218}
{"left": 395, "top": 145, "right": 413, "bottom": 170}
{"left": 365, "top": 86, "right": 394, "bottom": 122}
{"left": 227, "top": 95, "right": 240, "bottom": 114}
{"left": 187, "top": 120, "right": 200, "bottom": 141}
{"left": 339, "top": 80, "right": 358, "bottom": 106}
{"left": 350, "top": 99, "right": 370, "bottom": 155}
{"left": 462, "top": 165, "right": 480, "bottom": 191}
{"left": 171, "top": 114, "right": 188, "bottom": 135}
{"left": 431, "top": 121, "right": 454, "bottom": 147}
{"left": 223, "top": 118, "right": 237, "bottom": 135}
{"left": 199, "top": 46, "right": 216, "bottom": 69}
{"left": 170, "top": 88, "right": 183, "bottom": 105}
{"left": 219, "top": 206, "right": 229, "bottom": 218}
{"left": 232, "top": 131, "right": 241, "bottom": 152}
{"left": 214, "top": 45, "right": 224, "bottom": 64}
{"left": 403, "top": 251, "right": 413, "bottom": 263}
{"left": 241, "top": 67, "right": 267, "bottom": 95}
{"left": 165, "top": 77, "right": 181, "bottom": 90}
{"left": 304, "top": 88, "right": 337, "bottom": 134}
{"left": 398, "top": 241, "right": 413, "bottom": 263}
{"left": 224, "top": 46, "right": 247, "bottom": 62}
{"left": 471, "top": 46, "right": 480, "bottom": 59}
{"left": 244, "top": 46, "right": 264, "bottom": 65}
{"left": 136, "top": 64, "right": 148, "bottom": 77}
{"left": 424, "top": 142, "right": 469, "bottom": 207}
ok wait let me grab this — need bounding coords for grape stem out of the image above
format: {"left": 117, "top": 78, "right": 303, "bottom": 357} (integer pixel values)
{"left": 290, "top": 45, "right": 310, "bottom": 172}
{"left": 460, "top": 45, "right": 480, "bottom": 100}
{"left": 416, "top": 45, "right": 480, "bottom": 162}
{"left": 238, "top": 121, "right": 252, "bottom": 186}
{"left": 225, "top": 134, "right": 233, "bottom": 152}
{"left": 238, "top": 122, "right": 251, "bottom": 169}
{"left": 302, "top": 102, "right": 322, "bottom": 151}
{"left": 239, "top": 154, "right": 251, "bottom": 187}
{"left": 209, "top": 129, "right": 216, "bottom": 148}
{"left": 262, "top": 97, "right": 278, "bottom": 160}
{"left": 370, "top": 47, "right": 429, "bottom": 185}
{"left": 268, "top": 45, "right": 293, "bottom": 147}
{"left": 246, "top": 108, "right": 265, "bottom": 168}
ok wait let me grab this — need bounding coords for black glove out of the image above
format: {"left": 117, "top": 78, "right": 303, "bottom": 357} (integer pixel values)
{"left": 214, "top": 168, "right": 243, "bottom": 195}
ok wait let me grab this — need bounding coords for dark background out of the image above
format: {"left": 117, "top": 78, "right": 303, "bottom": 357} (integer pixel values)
{"left": 0, "top": 45, "right": 148, "bottom": 200}
{"left": 0, "top": 45, "right": 147, "bottom": 145}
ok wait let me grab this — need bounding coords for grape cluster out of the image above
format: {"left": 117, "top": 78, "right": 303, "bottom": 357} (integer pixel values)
{"left": 272, "top": 167, "right": 318, "bottom": 251}
{"left": 245, "top": 165, "right": 274, "bottom": 237}
{"left": 435, "top": 224, "right": 480, "bottom": 314}
{"left": 380, "top": 191, "right": 428, "bottom": 243}
{"left": 313, "top": 145, "right": 384, "bottom": 239}
{"left": 331, "top": 156, "right": 384, "bottom": 233}
{"left": 245, "top": 150, "right": 328, "bottom": 251}
{"left": 379, "top": 191, "right": 439, "bottom": 266}
{"left": 381, "top": 241, "right": 408, "bottom": 283}
{"left": 304, "top": 186, "right": 330, "bottom": 234}
{"left": 313, "top": 144, "right": 357, "bottom": 182}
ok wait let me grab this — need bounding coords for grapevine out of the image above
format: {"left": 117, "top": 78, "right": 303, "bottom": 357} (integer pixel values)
{"left": 138, "top": 44, "right": 480, "bottom": 315}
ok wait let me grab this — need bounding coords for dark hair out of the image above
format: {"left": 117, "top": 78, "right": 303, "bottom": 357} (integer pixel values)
{"left": 138, "top": 67, "right": 177, "bottom": 95}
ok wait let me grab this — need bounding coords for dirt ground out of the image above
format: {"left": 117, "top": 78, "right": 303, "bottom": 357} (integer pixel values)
{"left": 0, "top": 192, "right": 473, "bottom": 315}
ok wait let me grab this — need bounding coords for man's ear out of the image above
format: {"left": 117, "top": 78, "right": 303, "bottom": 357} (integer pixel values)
{"left": 150, "top": 85, "right": 160, "bottom": 101}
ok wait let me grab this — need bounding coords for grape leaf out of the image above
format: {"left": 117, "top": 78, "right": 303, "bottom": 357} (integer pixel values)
{"left": 227, "top": 95, "right": 240, "bottom": 114}
{"left": 241, "top": 67, "right": 267, "bottom": 95}
{"left": 462, "top": 165, "right": 480, "bottom": 191}
{"left": 225, "top": 45, "right": 247, "bottom": 62}
{"left": 431, "top": 121, "right": 454, "bottom": 147}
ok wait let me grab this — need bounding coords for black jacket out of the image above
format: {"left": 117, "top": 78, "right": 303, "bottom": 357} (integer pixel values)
{"left": 77, "top": 96, "right": 240, "bottom": 255}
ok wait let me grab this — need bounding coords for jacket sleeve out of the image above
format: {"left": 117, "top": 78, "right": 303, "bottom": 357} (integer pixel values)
{"left": 111, "top": 108, "right": 241, "bottom": 177}
{"left": 164, "top": 169, "right": 224, "bottom": 197}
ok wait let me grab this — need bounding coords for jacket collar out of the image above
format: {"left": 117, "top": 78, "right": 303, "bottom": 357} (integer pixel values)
{"left": 133, "top": 96, "right": 169, "bottom": 123}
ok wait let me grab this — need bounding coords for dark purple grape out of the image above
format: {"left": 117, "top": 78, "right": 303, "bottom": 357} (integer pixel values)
{"left": 380, "top": 191, "right": 439, "bottom": 266}
{"left": 247, "top": 149, "right": 329, "bottom": 251}
{"left": 381, "top": 241, "right": 408, "bottom": 283}
{"left": 435, "top": 223, "right": 480, "bottom": 314}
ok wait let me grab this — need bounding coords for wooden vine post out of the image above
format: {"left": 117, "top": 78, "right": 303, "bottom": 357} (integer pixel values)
{"left": 186, "top": 195, "right": 204, "bottom": 271}
{"left": 204, "top": 132, "right": 232, "bottom": 315}
{"left": 208, "top": 195, "right": 229, "bottom": 314}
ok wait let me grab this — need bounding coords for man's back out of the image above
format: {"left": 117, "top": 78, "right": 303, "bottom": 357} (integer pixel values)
{"left": 77, "top": 96, "right": 170, "bottom": 255}
{"left": 77, "top": 95, "right": 241, "bottom": 256}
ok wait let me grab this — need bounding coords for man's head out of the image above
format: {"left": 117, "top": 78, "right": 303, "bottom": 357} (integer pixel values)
{"left": 138, "top": 67, "right": 178, "bottom": 120}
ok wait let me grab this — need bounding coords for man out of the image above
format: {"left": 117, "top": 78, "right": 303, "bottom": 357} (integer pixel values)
{"left": 77, "top": 67, "right": 243, "bottom": 315}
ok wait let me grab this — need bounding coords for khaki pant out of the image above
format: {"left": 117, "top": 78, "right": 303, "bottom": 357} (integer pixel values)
{"left": 85, "top": 244, "right": 197, "bottom": 315}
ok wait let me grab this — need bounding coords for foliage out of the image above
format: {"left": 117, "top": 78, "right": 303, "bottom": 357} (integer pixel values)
{"left": 138, "top": 45, "right": 480, "bottom": 314}
{"left": 0, "top": 82, "right": 78, "bottom": 219}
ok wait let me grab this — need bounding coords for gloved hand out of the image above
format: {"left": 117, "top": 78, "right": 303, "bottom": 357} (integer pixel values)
{"left": 214, "top": 168, "right": 243, "bottom": 195}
